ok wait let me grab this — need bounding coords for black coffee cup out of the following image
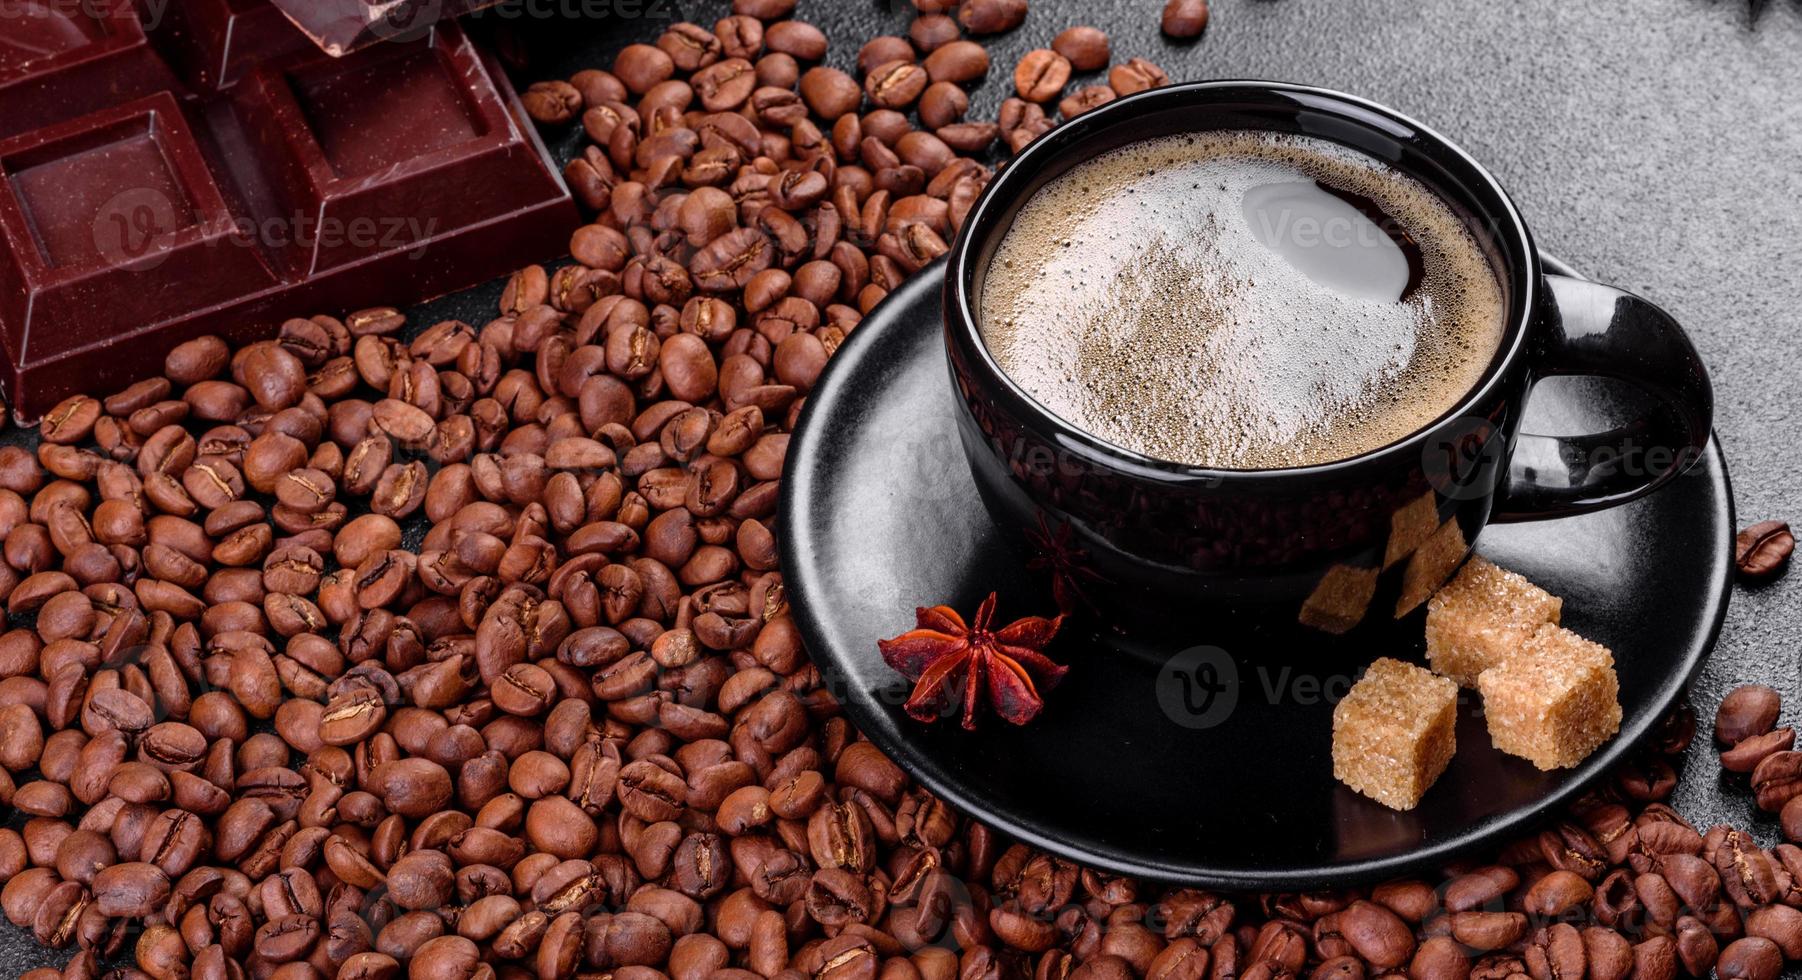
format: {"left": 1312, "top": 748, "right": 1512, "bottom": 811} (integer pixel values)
{"left": 943, "top": 81, "right": 1713, "bottom": 631}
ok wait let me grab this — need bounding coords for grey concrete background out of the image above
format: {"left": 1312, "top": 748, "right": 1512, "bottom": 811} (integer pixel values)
{"left": 5, "top": 0, "right": 1799, "bottom": 971}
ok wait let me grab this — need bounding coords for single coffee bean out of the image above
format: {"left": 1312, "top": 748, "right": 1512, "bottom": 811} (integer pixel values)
{"left": 1014, "top": 49, "right": 1072, "bottom": 103}
{"left": 906, "top": 14, "right": 958, "bottom": 52}
{"left": 1582, "top": 927, "right": 1633, "bottom": 980}
{"left": 1060, "top": 85, "right": 1117, "bottom": 119}
{"left": 1333, "top": 900, "right": 1412, "bottom": 968}
{"left": 658, "top": 23, "right": 722, "bottom": 72}
{"left": 1523, "top": 870, "right": 1594, "bottom": 918}
{"left": 1448, "top": 911, "right": 1526, "bottom": 951}
{"left": 918, "top": 81, "right": 969, "bottom": 130}
{"left": 1526, "top": 924, "right": 1589, "bottom": 980}
{"left": 1408, "top": 937, "right": 1466, "bottom": 980}
{"left": 799, "top": 66, "right": 862, "bottom": 120}
{"left": 615, "top": 43, "right": 677, "bottom": 94}
{"left": 166, "top": 335, "right": 231, "bottom": 384}
{"left": 1053, "top": 26, "right": 1111, "bottom": 71}
{"left": 733, "top": 0, "right": 794, "bottom": 18}
{"left": 523, "top": 80, "right": 584, "bottom": 124}
{"left": 1717, "top": 937, "right": 1783, "bottom": 980}
{"left": 1722, "top": 726, "right": 1794, "bottom": 772}
{"left": 91, "top": 861, "right": 171, "bottom": 918}
{"left": 958, "top": 0, "right": 1028, "bottom": 35}
{"left": 1735, "top": 520, "right": 1794, "bottom": 580}
{"left": 1162, "top": 0, "right": 1210, "bottom": 38}
{"left": 923, "top": 41, "right": 990, "bottom": 84}
{"left": 1110, "top": 57, "right": 1170, "bottom": 95}
{"left": 411, "top": 935, "right": 482, "bottom": 980}
{"left": 766, "top": 20, "right": 828, "bottom": 61}
{"left": 1781, "top": 794, "right": 1802, "bottom": 843}
{"left": 1745, "top": 904, "right": 1802, "bottom": 959}
{"left": 866, "top": 61, "right": 929, "bottom": 109}
{"left": 938, "top": 122, "right": 1001, "bottom": 153}
{"left": 1717, "top": 684, "right": 1782, "bottom": 745}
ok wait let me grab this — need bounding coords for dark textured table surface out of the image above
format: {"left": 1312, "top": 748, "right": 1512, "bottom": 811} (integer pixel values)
{"left": 8, "top": 0, "right": 1801, "bottom": 970}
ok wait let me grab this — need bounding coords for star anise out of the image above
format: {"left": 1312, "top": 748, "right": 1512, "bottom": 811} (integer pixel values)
{"left": 878, "top": 592, "right": 1067, "bottom": 730}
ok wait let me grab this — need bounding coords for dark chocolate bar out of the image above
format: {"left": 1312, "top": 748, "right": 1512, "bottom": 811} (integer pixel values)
{"left": 0, "top": 4, "right": 577, "bottom": 420}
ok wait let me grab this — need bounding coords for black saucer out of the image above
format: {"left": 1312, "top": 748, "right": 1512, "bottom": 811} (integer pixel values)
{"left": 780, "top": 256, "right": 1733, "bottom": 889}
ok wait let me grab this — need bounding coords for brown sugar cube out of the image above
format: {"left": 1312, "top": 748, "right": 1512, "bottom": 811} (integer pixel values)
{"left": 1425, "top": 556, "right": 1564, "bottom": 687}
{"left": 1299, "top": 564, "right": 1380, "bottom": 635}
{"left": 1384, "top": 491, "right": 1440, "bottom": 570}
{"left": 1477, "top": 623, "right": 1621, "bottom": 771}
{"left": 1332, "top": 658, "right": 1460, "bottom": 810}
{"left": 1395, "top": 518, "right": 1468, "bottom": 617}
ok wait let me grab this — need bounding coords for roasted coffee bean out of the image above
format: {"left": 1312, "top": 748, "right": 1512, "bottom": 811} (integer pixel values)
{"left": 1718, "top": 937, "right": 1783, "bottom": 980}
{"left": 92, "top": 862, "right": 170, "bottom": 918}
{"left": 866, "top": 61, "right": 929, "bottom": 109}
{"left": 857, "top": 35, "right": 914, "bottom": 75}
{"left": 1674, "top": 916, "right": 1719, "bottom": 976}
{"left": 1718, "top": 684, "right": 1782, "bottom": 745}
{"left": 766, "top": 20, "right": 828, "bottom": 61}
{"left": 1163, "top": 0, "right": 1211, "bottom": 38}
{"left": 1060, "top": 85, "right": 1117, "bottom": 119}
{"left": 1407, "top": 937, "right": 1465, "bottom": 980}
{"left": 1110, "top": 57, "right": 1171, "bottom": 95}
{"left": 1014, "top": 50, "right": 1072, "bottom": 103}
{"left": 1723, "top": 726, "right": 1794, "bottom": 772}
{"left": 616, "top": 43, "right": 677, "bottom": 94}
{"left": 916, "top": 81, "right": 969, "bottom": 131}
{"left": 1448, "top": 912, "right": 1525, "bottom": 951}
{"left": 524, "top": 80, "right": 584, "bottom": 124}
{"left": 958, "top": 0, "right": 1028, "bottom": 35}
{"left": 800, "top": 66, "right": 863, "bottom": 120}
{"left": 1746, "top": 904, "right": 1802, "bottom": 959}
{"left": 1052, "top": 25, "right": 1111, "bottom": 70}
{"left": 1735, "top": 520, "right": 1794, "bottom": 580}
{"left": 412, "top": 935, "right": 482, "bottom": 979}
{"left": 1713, "top": 828, "right": 1783, "bottom": 907}
{"left": 1523, "top": 870, "right": 1593, "bottom": 918}
{"left": 923, "top": 41, "right": 991, "bottom": 84}
{"left": 166, "top": 336, "right": 232, "bottom": 384}
{"left": 658, "top": 23, "right": 723, "bottom": 72}
{"left": 1337, "top": 900, "right": 1413, "bottom": 968}
{"left": 1539, "top": 823, "right": 1608, "bottom": 880}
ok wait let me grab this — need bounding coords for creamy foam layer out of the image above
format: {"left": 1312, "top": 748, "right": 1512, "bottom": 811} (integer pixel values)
{"left": 978, "top": 131, "right": 1508, "bottom": 469}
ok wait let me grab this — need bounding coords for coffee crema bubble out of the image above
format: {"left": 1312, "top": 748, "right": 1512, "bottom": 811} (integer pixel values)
{"left": 978, "top": 130, "right": 1508, "bottom": 469}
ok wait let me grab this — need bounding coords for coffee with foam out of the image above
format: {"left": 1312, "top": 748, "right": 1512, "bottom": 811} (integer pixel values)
{"left": 978, "top": 130, "right": 1508, "bottom": 470}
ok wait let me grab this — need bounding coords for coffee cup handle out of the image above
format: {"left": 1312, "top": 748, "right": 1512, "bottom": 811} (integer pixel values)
{"left": 1490, "top": 273, "right": 1714, "bottom": 522}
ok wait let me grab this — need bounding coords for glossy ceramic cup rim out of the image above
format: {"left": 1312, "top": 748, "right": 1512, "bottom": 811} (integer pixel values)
{"left": 944, "top": 80, "right": 1541, "bottom": 486}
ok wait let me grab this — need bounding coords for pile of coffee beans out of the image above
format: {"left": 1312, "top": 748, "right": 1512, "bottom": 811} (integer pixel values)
{"left": 0, "top": 3, "right": 1795, "bottom": 980}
